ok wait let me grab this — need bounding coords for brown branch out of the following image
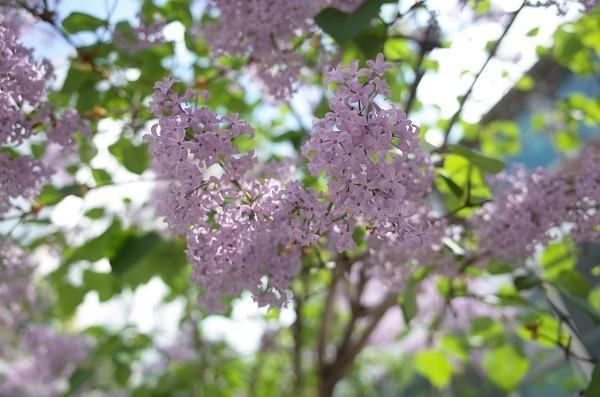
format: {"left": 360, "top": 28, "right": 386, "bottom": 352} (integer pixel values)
{"left": 402, "top": 18, "right": 441, "bottom": 115}
{"left": 316, "top": 263, "right": 344, "bottom": 370}
{"left": 404, "top": 49, "right": 426, "bottom": 114}
{"left": 338, "top": 292, "right": 398, "bottom": 367}
{"left": 319, "top": 292, "right": 398, "bottom": 397}
{"left": 292, "top": 272, "right": 308, "bottom": 396}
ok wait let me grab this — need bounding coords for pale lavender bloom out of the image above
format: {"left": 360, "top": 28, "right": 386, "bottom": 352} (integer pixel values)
{"left": 0, "top": 326, "right": 90, "bottom": 397}
{"left": 203, "top": 0, "right": 365, "bottom": 99}
{"left": 528, "top": 0, "right": 598, "bottom": 15}
{"left": 0, "top": 18, "right": 88, "bottom": 214}
{"left": 0, "top": 17, "right": 51, "bottom": 145}
{"left": 302, "top": 54, "right": 434, "bottom": 249}
{"left": 0, "top": 153, "right": 48, "bottom": 214}
{"left": 0, "top": 240, "right": 36, "bottom": 327}
{"left": 473, "top": 149, "right": 600, "bottom": 260}
{"left": 146, "top": 79, "right": 329, "bottom": 309}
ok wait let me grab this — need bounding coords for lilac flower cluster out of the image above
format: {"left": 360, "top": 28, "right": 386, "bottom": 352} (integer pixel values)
{"left": 113, "top": 13, "right": 166, "bottom": 54}
{"left": 474, "top": 149, "right": 600, "bottom": 260}
{"left": 0, "top": 18, "right": 51, "bottom": 145}
{"left": 0, "top": 17, "right": 88, "bottom": 214}
{"left": 0, "top": 153, "right": 48, "bottom": 214}
{"left": 302, "top": 55, "right": 433, "bottom": 242}
{"left": 0, "top": 239, "right": 91, "bottom": 396}
{"left": 0, "top": 326, "right": 90, "bottom": 397}
{"left": 364, "top": 215, "right": 449, "bottom": 287}
{"left": 0, "top": 239, "right": 36, "bottom": 327}
{"left": 204, "top": 0, "right": 363, "bottom": 99}
{"left": 147, "top": 54, "right": 446, "bottom": 307}
{"left": 147, "top": 78, "right": 328, "bottom": 309}
{"left": 529, "top": 0, "right": 598, "bottom": 15}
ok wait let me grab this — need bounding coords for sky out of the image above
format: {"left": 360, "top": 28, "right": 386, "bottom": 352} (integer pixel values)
{"left": 15, "top": 0, "right": 584, "bottom": 355}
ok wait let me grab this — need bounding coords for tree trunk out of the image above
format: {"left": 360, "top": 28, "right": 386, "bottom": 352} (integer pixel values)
{"left": 318, "top": 376, "right": 338, "bottom": 397}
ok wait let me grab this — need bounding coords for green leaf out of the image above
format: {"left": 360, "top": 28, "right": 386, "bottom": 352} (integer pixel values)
{"left": 585, "top": 365, "right": 600, "bottom": 397}
{"left": 482, "top": 345, "right": 529, "bottom": 391}
{"left": 414, "top": 350, "right": 453, "bottom": 388}
{"left": 541, "top": 239, "right": 576, "bottom": 279}
{"left": 481, "top": 120, "right": 521, "bottom": 157}
{"left": 352, "top": 24, "right": 387, "bottom": 60}
{"left": 314, "top": 0, "right": 395, "bottom": 45}
{"left": 514, "top": 274, "right": 539, "bottom": 290}
{"left": 526, "top": 27, "right": 540, "bottom": 37}
{"left": 441, "top": 154, "right": 492, "bottom": 209}
{"left": 589, "top": 287, "right": 600, "bottom": 313}
{"left": 233, "top": 134, "right": 255, "bottom": 152}
{"left": 531, "top": 113, "right": 547, "bottom": 131}
{"left": 447, "top": 144, "right": 505, "bottom": 174}
{"left": 518, "top": 313, "right": 569, "bottom": 347}
{"left": 474, "top": 0, "right": 490, "bottom": 14}
{"left": 271, "top": 130, "right": 307, "bottom": 149}
{"left": 108, "top": 138, "right": 150, "bottom": 175}
{"left": 91, "top": 168, "right": 112, "bottom": 185}
{"left": 38, "top": 184, "right": 86, "bottom": 206}
{"left": 554, "top": 269, "right": 590, "bottom": 298}
{"left": 67, "top": 220, "right": 126, "bottom": 264}
{"left": 110, "top": 233, "right": 161, "bottom": 276}
{"left": 62, "top": 12, "right": 105, "bottom": 33}
{"left": 515, "top": 75, "right": 535, "bottom": 91}
{"left": 469, "top": 317, "right": 504, "bottom": 342}
{"left": 555, "top": 130, "right": 580, "bottom": 152}
{"left": 440, "top": 335, "right": 469, "bottom": 363}
{"left": 567, "top": 93, "right": 600, "bottom": 124}
{"left": 383, "top": 37, "right": 411, "bottom": 60}
{"left": 83, "top": 270, "right": 120, "bottom": 302}
{"left": 437, "top": 172, "right": 464, "bottom": 198}
{"left": 55, "top": 281, "right": 86, "bottom": 318}
{"left": 399, "top": 285, "right": 418, "bottom": 325}
{"left": 84, "top": 208, "right": 105, "bottom": 219}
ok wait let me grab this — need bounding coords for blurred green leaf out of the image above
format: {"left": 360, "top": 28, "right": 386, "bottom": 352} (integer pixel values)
{"left": 414, "top": 350, "right": 452, "bottom": 388}
{"left": 38, "top": 184, "right": 86, "bottom": 206}
{"left": 482, "top": 344, "right": 529, "bottom": 391}
{"left": 83, "top": 270, "right": 121, "bottom": 302}
{"left": 67, "top": 220, "right": 126, "bottom": 264}
{"left": 110, "top": 233, "right": 161, "bottom": 276}
{"left": 84, "top": 208, "right": 105, "bottom": 219}
{"left": 109, "top": 138, "right": 150, "bottom": 175}
{"left": 399, "top": 285, "right": 418, "bottom": 325}
{"left": 62, "top": 12, "right": 105, "bottom": 33}
{"left": 585, "top": 365, "right": 600, "bottom": 397}
{"left": 515, "top": 75, "right": 535, "bottom": 91}
{"left": 447, "top": 144, "right": 505, "bottom": 174}
{"left": 589, "top": 287, "right": 600, "bottom": 312}
{"left": 314, "top": 0, "right": 395, "bottom": 45}
{"left": 92, "top": 168, "right": 112, "bottom": 185}
{"left": 555, "top": 269, "right": 590, "bottom": 298}
{"left": 541, "top": 239, "right": 576, "bottom": 279}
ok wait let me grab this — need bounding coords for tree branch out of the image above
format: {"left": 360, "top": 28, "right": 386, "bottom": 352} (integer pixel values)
{"left": 316, "top": 263, "right": 344, "bottom": 370}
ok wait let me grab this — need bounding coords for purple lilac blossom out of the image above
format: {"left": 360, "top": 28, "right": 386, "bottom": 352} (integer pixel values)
{"left": 0, "top": 17, "right": 88, "bottom": 214}
{"left": 203, "top": 0, "right": 364, "bottom": 99}
{"left": 473, "top": 148, "right": 600, "bottom": 260}
{"left": 0, "top": 326, "right": 90, "bottom": 397}
{"left": 302, "top": 54, "right": 434, "bottom": 249}
{"left": 146, "top": 78, "right": 328, "bottom": 309}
